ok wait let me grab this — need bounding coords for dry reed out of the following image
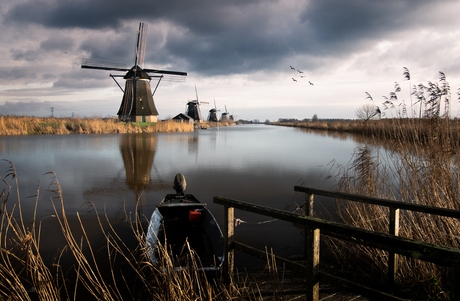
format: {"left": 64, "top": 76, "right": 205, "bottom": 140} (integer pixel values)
{"left": 0, "top": 161, "right": 264, "bottom": 300}
{"left": 326, "top": 117, "right": 460, "bottom": 300}
{"left": 0, "top": 116, "right": 194, "bottom": 136}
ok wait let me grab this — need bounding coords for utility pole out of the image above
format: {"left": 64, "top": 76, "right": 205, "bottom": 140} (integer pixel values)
{"left": 51, "top": 107, "right": 54, "bottom": 117}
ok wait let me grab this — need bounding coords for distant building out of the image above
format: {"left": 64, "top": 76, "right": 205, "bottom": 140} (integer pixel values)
{"left": 172, "top": 113, "right": 194, "bottom": 124}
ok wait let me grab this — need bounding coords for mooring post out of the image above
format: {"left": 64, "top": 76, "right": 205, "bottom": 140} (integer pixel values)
{"left": 304, "top": 193, "right": 320, "bottom": 301}
{"left": 388, "top": 207, "right": 400, "bottom": 285}
{"left": 223, "top": 204, "right": 235, "bottom": 283}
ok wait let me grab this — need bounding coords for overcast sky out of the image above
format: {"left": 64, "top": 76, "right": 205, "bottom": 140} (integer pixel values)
{"left": 1, "top": 0, "right": 460, "bottom": 121}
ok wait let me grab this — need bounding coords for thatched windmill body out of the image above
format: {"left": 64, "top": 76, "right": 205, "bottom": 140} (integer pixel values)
{"left": 221, "top": 105, "right": 230, "bottom": 121}
{"left": 185, "top": 84, "right": 208, "bottom": 122}
{"left": 81, "top": 23, "right": 187, "bottom": 122}
{"left": 208, "top": 99, "right": 220, "bottom": 122}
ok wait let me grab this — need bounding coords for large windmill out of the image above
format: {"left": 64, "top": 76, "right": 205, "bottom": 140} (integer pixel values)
{"left": 185, "top": 84, "right": 208, "bottom": 122}
{"left": 81, "top": 23, "right": 187, "bottom": 122}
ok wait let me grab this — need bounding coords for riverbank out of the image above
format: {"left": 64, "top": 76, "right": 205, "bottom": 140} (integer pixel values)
{"left": 0, "top": 116, "right": 197, "bottom": 135}
{"left": 271, "top": 118, "right": 460, "bottom": 151}
{"left": 281, "top": 117, "right": 460, "bottom": 299}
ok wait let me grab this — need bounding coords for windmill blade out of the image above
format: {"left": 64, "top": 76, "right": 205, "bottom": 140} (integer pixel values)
{"left": 195, "top": 83, "right": 199, "bottom": 104}
{"left": 159, "top": 75, "right": 186, "bottom": 82}
{"left": 81, "top": 58, "right": 129, "bottom": 71}
{"left": 135, "top": 23, "right": 148, "bottom": 67}
{"left": 143, "top": 68, "right": 187, "bottom": 76}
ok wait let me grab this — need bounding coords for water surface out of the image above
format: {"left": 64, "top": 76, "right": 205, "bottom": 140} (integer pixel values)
{"left": 0, "top": 124, "right": 363, "bottom": 267}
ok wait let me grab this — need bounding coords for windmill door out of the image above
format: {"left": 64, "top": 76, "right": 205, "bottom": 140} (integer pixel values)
{"left": 142, "top": 116, "right": 145, "bottom": 122}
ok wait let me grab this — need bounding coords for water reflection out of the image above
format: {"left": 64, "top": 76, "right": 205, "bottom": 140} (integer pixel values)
{"left": 0, "top": 125, "right": 372, "bottom": 271}
{"left": 120, "top": 134, "right": 157, "bottom": 196}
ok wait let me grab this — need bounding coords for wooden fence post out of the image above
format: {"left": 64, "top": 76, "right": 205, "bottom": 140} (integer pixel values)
{"left": 388, "top": 207, "right": 400, "bottom": 285}
{"left": 223, "top": 205, "right": 234, "bottom": 282}
{"left": 305, "top": 193, "right": 320, "bottom": 301}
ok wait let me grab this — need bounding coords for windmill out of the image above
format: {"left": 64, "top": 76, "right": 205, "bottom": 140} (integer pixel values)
{"left": 185, "top": 84, "right": 208, "bottom": 122}
{"left": 221, "top": 105, "right": 229, "bottom": 121}
{"left": 81, "top": 22, "right": 187, "bottom": 122}
{"left": 208, "top": 99, "right": 220, "bottom": 122}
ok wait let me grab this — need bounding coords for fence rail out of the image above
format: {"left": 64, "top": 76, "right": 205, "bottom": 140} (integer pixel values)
{"left": 213, "top": 185, "right": 460, "bottom": 301}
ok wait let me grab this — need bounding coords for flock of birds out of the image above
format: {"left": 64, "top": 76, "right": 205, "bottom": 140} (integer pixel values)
{"left": 290, "top": 66, "right": 314, "bottom": 85}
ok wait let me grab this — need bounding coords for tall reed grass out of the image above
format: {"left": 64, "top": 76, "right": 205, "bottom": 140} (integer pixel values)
{"left": 0, "top": 116, "right": 194, "bottom": 136}
{"left": 0, "top": 161, "right": 261, "bottom": 300}
{"left": 325, "top": 116, "right": 460, "bottom": 299}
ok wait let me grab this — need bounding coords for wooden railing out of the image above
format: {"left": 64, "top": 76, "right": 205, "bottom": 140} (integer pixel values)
{"left": 213, "top": 185, "right": 460, "bottom": 301}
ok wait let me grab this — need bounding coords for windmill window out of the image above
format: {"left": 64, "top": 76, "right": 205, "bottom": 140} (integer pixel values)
{"left": 142, "top": 106, "right": 144, "bottom": 110}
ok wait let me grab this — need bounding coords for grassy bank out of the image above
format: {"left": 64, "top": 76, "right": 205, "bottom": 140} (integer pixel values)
{"left": 0, "top": 116, "right": 194, "bottom": 135}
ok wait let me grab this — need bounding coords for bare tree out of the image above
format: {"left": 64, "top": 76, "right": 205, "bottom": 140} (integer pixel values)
{"left": 355, "top": 104, "right": 380, "bottom": 120}
{"left": 312, "top": 114, "right": 318, "bottom": 121}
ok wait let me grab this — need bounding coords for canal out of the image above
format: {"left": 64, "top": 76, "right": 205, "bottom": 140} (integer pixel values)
{"left": 0, "top": 124, "right": 367, "bottom": 269}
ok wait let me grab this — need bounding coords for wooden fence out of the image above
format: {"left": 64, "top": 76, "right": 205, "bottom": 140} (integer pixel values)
{"left": 213, "top": 185, "right": 460, "bottom": 301}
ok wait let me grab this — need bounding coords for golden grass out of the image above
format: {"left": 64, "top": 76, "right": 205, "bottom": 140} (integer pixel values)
{"left": 0, "top": 161, "right": 265, "bottom": 300}
{"left": 324, "top": 117, "right": 460, "bottom": 300}
{"left": 272, "top": 118, "right": 460, "bottom": 152}
{"left": 0, "top": 116, "right": 194, "bottom": 136}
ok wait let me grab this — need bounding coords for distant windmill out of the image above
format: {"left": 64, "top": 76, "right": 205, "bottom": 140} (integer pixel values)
{"left": 186, "top": 84, "right": 208, "bottom": 122}
{"left": 81, "top": 22, "right": 187, "bottom": 122}
{"left": 208, "top": 99, "right": 220, "bottom": 122}
{"left": 221, "top": 105, "right": 229, "bottom": 121}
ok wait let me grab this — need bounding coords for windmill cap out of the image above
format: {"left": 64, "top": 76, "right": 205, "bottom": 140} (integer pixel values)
{"left": 124, "top": 66, "right": 151, "bottom": 80}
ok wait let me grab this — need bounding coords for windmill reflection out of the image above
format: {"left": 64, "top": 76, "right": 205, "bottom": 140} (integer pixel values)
{"left": 120, "top": 133, "right": 158, "bottom": 198}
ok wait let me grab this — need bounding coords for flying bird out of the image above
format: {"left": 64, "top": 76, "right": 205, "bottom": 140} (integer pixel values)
{"left": 290, "top": 66, "right": 295, "bottom": 70}
{"left": 309, "top": 81, "right": 314, "bottom": 85}
{"left": 297, "top": 70, "right": 303, "bottom": 73}
{"left": 292, "top": 78, "right": 297, "bottom": 82}
{"left": 300, "top": 76, "right": 306, "bottom": 78}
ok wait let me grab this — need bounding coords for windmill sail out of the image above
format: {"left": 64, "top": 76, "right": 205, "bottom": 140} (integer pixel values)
{"left": 81, "top": 59, "right": 129, "bottom": 71}
{"left": 135, "top": 23, "right": 148, "bottom": 68}
{"left": 81, "top": 22, "right": 187, "bottom": 122}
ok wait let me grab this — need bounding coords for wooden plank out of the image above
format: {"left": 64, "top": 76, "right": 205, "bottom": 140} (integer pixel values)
{"left": 319, "top": 272, "right": 407, "bottom": 301}
{"left": 233, "top": 241, "right": 308, "bottom": 273}
{"left": 213, "top": 196, "right": 460, "bottom": 266}
{"left": 234, "top": 241, "right": 406, "bottom": 301}
{"left": 294, "top": 185, "right": 460, "bottom": 219}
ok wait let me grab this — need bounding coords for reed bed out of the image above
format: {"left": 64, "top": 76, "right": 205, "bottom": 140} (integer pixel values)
{"left": 0, "top": 161, "right": 263, "bottom": 300}
{"left": 0, "top": 116, "right": 194, "bottom": 136}
{"left": 273, "top": 118, "right": 460, "bottom": 150}
{"left": 324, "top": 117, "right": 460, "bottom": 299}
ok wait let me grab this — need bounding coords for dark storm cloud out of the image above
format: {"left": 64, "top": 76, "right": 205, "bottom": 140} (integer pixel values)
{"left": 0, "top": 66, "right": 38, "bottom": 81}
{"left": 0, "top": 100, "right": 58, "bottom": 116}
{"left": 53, "top": 70, "right": 115, "bottom": 89}
{"left": 10, "top": 49, "right": 39, "bottom": 62}
{"left": 40, "top": 36, "right": 74, "bottom": 52}
{"left": 3, "top": 0, "right": 451, "bottom": 76}
{"left": 299, "top": 0, "right": 435, "bottom": 54}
